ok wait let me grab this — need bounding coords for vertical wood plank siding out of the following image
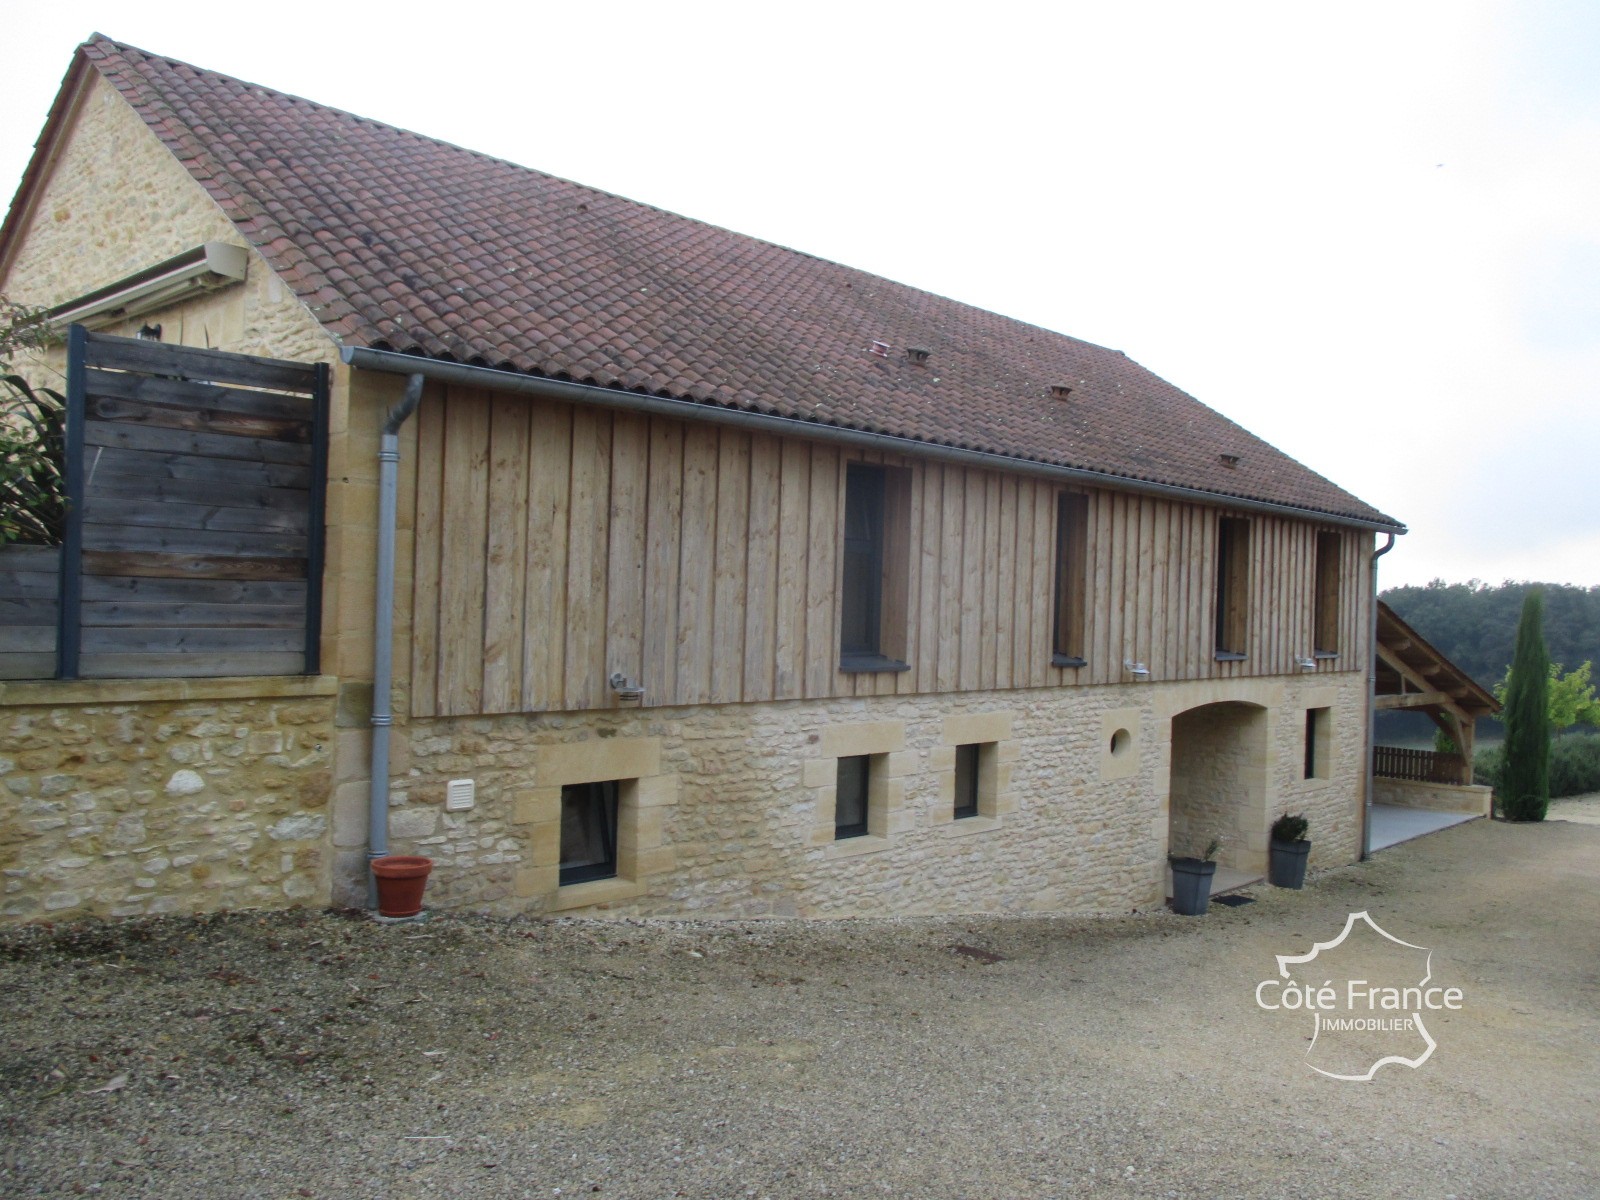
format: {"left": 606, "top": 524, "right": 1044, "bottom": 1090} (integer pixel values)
{"left": 411, "top": 386, "right": 1375, "bottom": 715}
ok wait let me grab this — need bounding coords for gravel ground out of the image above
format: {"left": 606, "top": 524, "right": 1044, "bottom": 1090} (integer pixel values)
{"left": 3, "top": 803, "right": 1597, "bottom": 1200}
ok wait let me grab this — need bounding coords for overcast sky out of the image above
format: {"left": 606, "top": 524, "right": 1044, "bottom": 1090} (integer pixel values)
{"left": 4, "top": 1, "right": 1596, "bottom": 589}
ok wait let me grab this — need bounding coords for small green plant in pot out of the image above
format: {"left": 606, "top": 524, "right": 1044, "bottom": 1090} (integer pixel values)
{"left": 1169, "top": 835, "right": 1221, "bottom": 916}
{"left": 1268, "top": 812, "right": 1310, "bottom": 889}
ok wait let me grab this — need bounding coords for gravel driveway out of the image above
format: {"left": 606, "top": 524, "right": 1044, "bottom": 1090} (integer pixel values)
{"left": 4, "top": 802, "right": 1597, "bottom": 1199}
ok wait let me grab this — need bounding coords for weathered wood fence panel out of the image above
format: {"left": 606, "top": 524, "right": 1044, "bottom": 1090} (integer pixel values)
{"left": 44, "top": 327, "right": 329, "bottom": 679}
{"left": 0, "top": 545, "right": 60, "bottom": 679}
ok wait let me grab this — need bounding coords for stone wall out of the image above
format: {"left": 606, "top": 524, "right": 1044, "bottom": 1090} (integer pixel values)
{"left": 2, "top": 75, "right": 333, "bottom": 369}
{"left": 1374, "top": 777, "right": 1492, "bottom": 817}
{"left": 358, "top": 670, "right": 1370, "bottom": 919}
{"left": 1168, "top": 702, "right": 1267, "bottom": 870}
{"left": 0, "top": 678, "right": 335, "bottom": 922}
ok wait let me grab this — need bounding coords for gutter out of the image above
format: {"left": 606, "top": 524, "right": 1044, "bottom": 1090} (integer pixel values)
{"left": 367, "top": 372, "right": 426, "bottom": 907}
{"left": 340, "top": 347, "right": 1407, "bottom": 535}
{"left": 1361, "top": 531, "right": 1398, "bottom": 860}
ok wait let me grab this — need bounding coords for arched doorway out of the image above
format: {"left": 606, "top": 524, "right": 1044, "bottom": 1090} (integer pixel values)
{"left": 1167, "top": 702, "right": 1270, "bottom": 877}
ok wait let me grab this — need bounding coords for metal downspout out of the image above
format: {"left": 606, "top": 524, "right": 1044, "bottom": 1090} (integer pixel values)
{"left": 368, "top": 373, "right": 426, "bottom": 907}
{"left": 1362, "top": 531, "right": 1397, "bottom": 860}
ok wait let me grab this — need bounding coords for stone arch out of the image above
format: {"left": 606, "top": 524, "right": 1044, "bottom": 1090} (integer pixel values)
{"left": 1167, "top": 701, "right": 1270, "bottom": 875}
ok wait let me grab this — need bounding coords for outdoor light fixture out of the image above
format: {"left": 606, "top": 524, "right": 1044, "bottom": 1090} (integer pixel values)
{"left": 608, "top": 672, "right": 645, "bottom": 706}
{"left": 1123, "top": 659, "right": 1150, "bottom": 678}
{"left": 1295, "top": 656, "right": 1318, "bottom": 670}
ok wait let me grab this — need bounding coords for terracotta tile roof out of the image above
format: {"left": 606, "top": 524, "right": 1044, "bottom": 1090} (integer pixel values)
{"left": 75, "top": 36, "right": 1397, "bottom": 526}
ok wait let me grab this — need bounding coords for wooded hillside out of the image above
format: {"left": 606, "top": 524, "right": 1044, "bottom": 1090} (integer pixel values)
{"left": 1380, "top": 580, "right": 1600, "bottom": 691}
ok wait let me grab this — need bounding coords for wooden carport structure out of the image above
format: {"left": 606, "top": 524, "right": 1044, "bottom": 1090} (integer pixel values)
{"left": 1374, "top": 601, "right": 1500, "bottom": 785}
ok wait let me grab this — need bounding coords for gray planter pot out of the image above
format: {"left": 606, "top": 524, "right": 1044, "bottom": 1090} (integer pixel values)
{"left": 1268, "top": 838, "right": 1310, "bottom": 889}
{"left": 1169, "top": 857, "right": 1216, "bottom": 915}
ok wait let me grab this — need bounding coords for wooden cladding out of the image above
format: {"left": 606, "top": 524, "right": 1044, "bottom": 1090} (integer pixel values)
{"left": 52, "top": 328, "right": 328, "bottom": 680}
{"left": 409, "top": 384, "right": 1372, "bottom": 716}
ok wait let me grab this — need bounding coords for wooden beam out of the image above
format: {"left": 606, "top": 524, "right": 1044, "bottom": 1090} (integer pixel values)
{"left": 1376, "top": 643, "right": 1435, "bottom": 694}
{"left": 1375, "top": 691, "right": 1454, "bottom": 710}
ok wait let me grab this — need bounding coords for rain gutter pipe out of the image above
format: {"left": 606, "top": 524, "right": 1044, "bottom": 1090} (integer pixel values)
{"left": 1361, "top": 531, "right": 1398, "bottom": 860}
{"left": 339, "top": 347, "right": 1407, "bottom": 536}
{"left": 367, "top": 372, "right": 426, "bottom": 908}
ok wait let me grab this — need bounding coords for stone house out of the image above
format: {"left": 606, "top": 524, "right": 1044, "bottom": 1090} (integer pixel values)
{"left": 0, "top": 37, "right": 1407, "bottom": 923}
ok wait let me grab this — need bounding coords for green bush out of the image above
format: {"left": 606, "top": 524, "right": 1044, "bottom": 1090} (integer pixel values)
{"left": 1549, "top": 734, "right": 1600, "bottom": 799}
{"left": 1477, "top": 733, "right": 1600, "bottom": 801}
{"left": 0, "top": 297, "right": 64, "bottom": 547}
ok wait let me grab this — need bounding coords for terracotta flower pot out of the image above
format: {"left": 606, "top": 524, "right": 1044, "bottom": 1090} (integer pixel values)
{"left": 370, "top": 855, "right": 433, "bottom": 917}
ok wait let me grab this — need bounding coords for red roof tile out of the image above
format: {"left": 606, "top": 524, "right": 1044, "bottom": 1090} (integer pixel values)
{"left": 68, "top": 37, "right": 1399, "bottom": 525}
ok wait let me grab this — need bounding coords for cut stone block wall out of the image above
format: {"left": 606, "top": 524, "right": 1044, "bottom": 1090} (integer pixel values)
{"left": 359, "top": 671, "right": 1370, "bottom": 919}
{"left": 0, "top": 678, "right": 335, "bottom": 922}
{"left": 1374, "top": 777, "right": 1492, "bottom": 817}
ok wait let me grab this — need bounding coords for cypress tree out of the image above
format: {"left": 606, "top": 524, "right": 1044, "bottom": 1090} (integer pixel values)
{"left": 1500, "top": 590, "right": 1550, "bottom": 821}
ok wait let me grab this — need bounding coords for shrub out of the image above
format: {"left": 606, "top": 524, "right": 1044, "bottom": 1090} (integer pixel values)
{"left": 1478, "top": 734, "right": 1600, "bottom": 802}
{"left": 1, "top": 372, "right": 64, "bottom": 545}
{"left": 0, "top": 297, "right": 64, "bottom": 547}
{"left": 1549, "top": 734, "right": 1600, "bottom": 800}
{"left": 1271, "top": 812, "right": 1309, "bottom": 843}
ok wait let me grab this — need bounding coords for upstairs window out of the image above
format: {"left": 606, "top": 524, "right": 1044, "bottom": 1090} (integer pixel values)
{"left": 839, "top": 463, "right": 910, "bottom": 672}
{"left": 1215, "top": 517, "right": 1250, "bottom": 658}
{"left": 1052, "top": 492, "right": 1089, "bottom": 666}
{"left": 1314, "top": 531, "right": 1341, "bottom": 655}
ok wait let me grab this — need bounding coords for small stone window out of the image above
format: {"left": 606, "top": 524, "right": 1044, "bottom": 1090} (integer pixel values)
{"left": 836, "top": 756, "right": 872, "bottom": 839}
{"left": 559, "top": 781, "right": 619, "bottom": 885}
{"left": 1305, "top": 708, "right": 1332, "bottom": 780}
{"left": 953, "top": 744, "right": 981, "bottom": 820}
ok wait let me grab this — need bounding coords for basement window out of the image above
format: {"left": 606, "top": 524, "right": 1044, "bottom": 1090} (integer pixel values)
{"left": 836, "top": 755, "right": 872, "bottom": 839}
{"left": 954, "top": 743, "right": 980, "bottom": 819}
{"left": 1305, "top": 708, "right": 1331, "bottom": 780}
{"left": 559, "top": 780, "right": 619, "bottom": 884}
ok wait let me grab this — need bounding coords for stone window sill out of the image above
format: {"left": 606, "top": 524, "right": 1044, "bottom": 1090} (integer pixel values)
{"left": 547, "top": 876, "right": 642, "bottom": 912}
{"left": 939, "top": 815, "right": 1001, "bottom": 838}
{"left": 824, "top": 833, "right": 891, "bottom": 860}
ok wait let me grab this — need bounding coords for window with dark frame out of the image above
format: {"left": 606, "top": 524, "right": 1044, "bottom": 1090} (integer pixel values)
{"left": 559, "top": 780, "right": 619, "bottom": 885}
{"left": 835, "top": 755, "right": 871, "bottom": 839}
{"left": 1215, "top": 517, "right": 1250, "bottom": 657}
{"left": 839, "top": 463, "right": 911, "bottom": 672}
{"left": 1052, "top": 492, "right": 1088, "bottom": 666}
{"left": 840, "top": 465, "right": 885, "bottom": 661}
{"left": 953, "top": 743, "right": 980, "bottom": 819}
{"left": 1313, "top": 531, "right": 1341, "bottom": 655}
{"left": 1304, "top": 708, "right": 1330, "bottom": 780}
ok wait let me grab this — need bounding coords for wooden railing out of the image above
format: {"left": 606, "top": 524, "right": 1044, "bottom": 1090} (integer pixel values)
{"left": 1373, "top": 745, "right": 1466, "bottom": 784}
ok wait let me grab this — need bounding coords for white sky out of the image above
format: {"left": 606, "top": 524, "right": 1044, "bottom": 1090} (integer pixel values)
{"left": 3, "top": 1, "right": 1597, "bottom": 589}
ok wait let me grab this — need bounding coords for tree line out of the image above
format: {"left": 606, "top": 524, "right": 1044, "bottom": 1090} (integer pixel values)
{"left": 1380, "top": 578, "right": 1600, "bottom": 698}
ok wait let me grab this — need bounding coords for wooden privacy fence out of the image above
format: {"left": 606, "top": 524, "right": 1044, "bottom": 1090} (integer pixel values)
{"left": 0, "top": 328, "right": 328, "bottom": 680}
{"left": 1373, "top": 745, "right": 1467, "bottom": 784}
